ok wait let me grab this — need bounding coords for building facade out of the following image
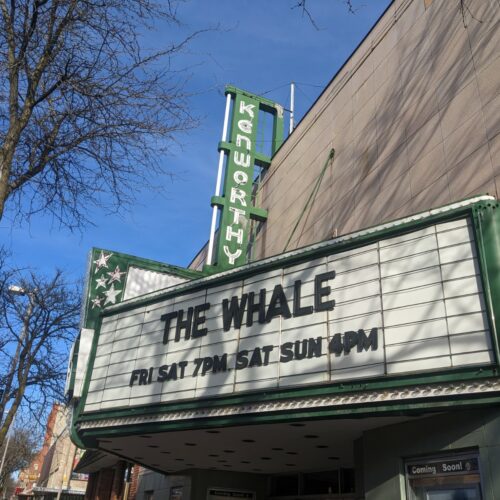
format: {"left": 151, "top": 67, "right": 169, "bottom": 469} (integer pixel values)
{"left": 67, "top": 0, "right": 500, "bottom": 499}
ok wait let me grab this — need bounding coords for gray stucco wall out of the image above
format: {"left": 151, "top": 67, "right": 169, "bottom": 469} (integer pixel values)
{"left": 254, "top": 0, "right": 499, "bottom": 261}
{"left": 360, "top": 408, "right": 500, "bottom": 500}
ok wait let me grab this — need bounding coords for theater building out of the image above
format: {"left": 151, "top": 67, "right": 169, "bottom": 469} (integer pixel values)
{"left": 66, "top": 0, "right": 500, "bottom": 499}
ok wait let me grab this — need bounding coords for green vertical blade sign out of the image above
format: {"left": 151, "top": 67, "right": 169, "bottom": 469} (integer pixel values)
{"left": 206, "top": 86, "right": 284, "bottom": 273}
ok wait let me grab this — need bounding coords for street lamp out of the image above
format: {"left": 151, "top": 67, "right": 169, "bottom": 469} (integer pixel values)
{"left": 0, "top": 286, "right": 36, "bottom": 498}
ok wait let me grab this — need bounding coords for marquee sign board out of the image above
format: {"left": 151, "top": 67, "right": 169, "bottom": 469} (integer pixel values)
{"left": 83, "top": 200, "right": 498, "bottom": 413}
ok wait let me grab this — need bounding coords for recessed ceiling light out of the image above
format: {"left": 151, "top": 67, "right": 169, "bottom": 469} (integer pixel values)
{"left": 304, "top": 435, "right": 319, "bottom": 439}
{"left": 223, "top": 450, "right": 235, "bottom": 453}
{"left": 148, "top": 445, "right": 159, "bottom": 449}
{"left": 241, "top": 461, "right": 250, "bottom": 464}
{"left": 161, "top": 451, "right": 171, "bottom": 455}
{"left": 185, "top": 443, "right": 197, "bottom": 446}
{"left": 209, "top": 454, "right": 219, "bottom": 457}
{"left": 316, "top": 445, "right": 328, "bottom": 448}
{"left": 260, "top": 457, "right": 271, "bottom": 460}
{"left": 286, "top": 452, "right": 297, "bottom": 455}
{"left": 285, "top": 464, "right": 296, "bottom": 466}
{"left": 186, "top": 464, "right": 194, "bottom": 466}
{"left": 289, "top": 423, "right": 305, "bottom": 427}
{"left": 272, "top": 448, "right": 284, "bottom": 451}
{"left": 328, "top": 456, "right": 340, "bottom": 460}
{"left": 242, "top": 439, "right": 255, "bottom": 443}
{"left": 206, "top": 430, "right": 220, "bottom": 434}
{"left": 175, "top": 458, "right": 184, "bottom": 462}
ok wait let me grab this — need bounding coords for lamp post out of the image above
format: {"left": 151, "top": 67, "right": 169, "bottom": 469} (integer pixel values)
{"left": 0, "top": 286, "right": 36, "bottom": 498}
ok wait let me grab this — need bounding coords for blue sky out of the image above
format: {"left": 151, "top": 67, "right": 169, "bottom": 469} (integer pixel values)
{"left": 1, "top": 0, "right": 391, "bottom": 280}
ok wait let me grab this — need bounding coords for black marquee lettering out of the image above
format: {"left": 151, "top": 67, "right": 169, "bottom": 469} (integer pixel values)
{"left": 161, "top": 311, "right": 178, "bottom": 344}
{"left": 175, "top": 308, "right": 194, "bottom": 342}
{"left": 293, "top": 280, "right": 313, "bottom": 317}
{"left": 236, "top": 350, "right": 249, "bottom": 369}
{"left": 265, "top": 284, "right": 291, "bottom": 323}
{"left": 246, "top": 289, "right": 266, "bottom": 326}
{"left": 192, "top": 303, "right": 211, "bottom": 338}
{"left": 280, "top": 342, "right": 294, "bottom": 362}
{"left": 314, "top": 271, "right": 336, "bottom": 312}
{"left": 222, "top": 295, "right": 248, "bottom": 331}
{"left": 357, "top": 328, "right": 378, "bottom": 352}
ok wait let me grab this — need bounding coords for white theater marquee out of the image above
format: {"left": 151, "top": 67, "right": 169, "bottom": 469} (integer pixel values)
{"left": 84, "top": 216, "right": 493, "bottom": 412}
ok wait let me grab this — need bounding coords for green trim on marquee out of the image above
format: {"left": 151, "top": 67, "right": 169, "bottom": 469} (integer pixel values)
{"left": 204, "top": 85, "right": 284, "bottom": 274}
{"left": 72, "top": 196, "right": 500, "bottom": 448}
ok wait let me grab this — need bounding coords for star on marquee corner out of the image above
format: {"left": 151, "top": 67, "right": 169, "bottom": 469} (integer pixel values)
{"left": 107, "top": 266, "right": 126, "bottom": 284}
{"left": 93, "top": 251, "right": 112, "bottom": 273}
{"left": 104, "top": 284, "right": 122, "bottom": 305}
{"left": 95, "top": 275, "right": 108, "bottom": 289}
{"left": 91, "top": 296, "right": 103, "bottom": 309}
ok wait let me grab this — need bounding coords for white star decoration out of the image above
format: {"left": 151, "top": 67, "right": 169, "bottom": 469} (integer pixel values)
{"left": 107, "top": 266, "right": 126, "bottom": 284}
{"left": 104, "top": 284, "right": 122, "bottom": 305}
{"left": 93, "top": 251, "right": 112, "bottom": 273}
{"left": 95, "top": 276, "right": 108, "bottom": 289}
{"left": 91, "top": 296, "right": 103, "bottom": 309}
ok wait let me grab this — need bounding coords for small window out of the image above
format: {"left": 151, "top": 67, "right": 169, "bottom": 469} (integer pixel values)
{"left": 405, "top": 452, "right": 482, "bottom": 500}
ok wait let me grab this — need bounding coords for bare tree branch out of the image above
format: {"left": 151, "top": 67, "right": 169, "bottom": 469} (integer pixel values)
{"left": 0, "top": 0, "right": 203, "bottom": 229}
{"left": 0, "top": 251, "right": 80, "bottom": 448}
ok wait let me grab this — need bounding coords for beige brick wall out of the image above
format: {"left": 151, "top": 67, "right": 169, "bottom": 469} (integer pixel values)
{"left": 253, "top": 0, "right": 499, "bottom": 260}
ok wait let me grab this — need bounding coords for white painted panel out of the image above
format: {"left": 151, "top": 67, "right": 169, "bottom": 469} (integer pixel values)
{"left": 238, "top": 332, "right": 280, "bottom": 352}
{"left": 281, "top": 310, "right": 328, "bottom": 331}
{"left": 445, "top": 294, "right": 484, "bottom": 316}
{"left": 100, "top": 319, "right": 118, "bottom": 334}
{"left": 443, "top": 276, "right": 482, "bottom": 298}
{"left": 235, "top": 378, "right": 279, "bottom": 392}
{"left": 384, "top": 301, "right": 446, "bottom": 327}
{"left": 279, "top": 353, "right": 328, "bottom": 377}
{"left": 381, "top": 251, "right": 440, "bottom": 278}
{"left": 328, "top": 248, "right": 379, "bottom": 273}
{"left": 243, "top": 268, "right": 282, "bottom": 286}
{"left": 123, "top": 267, "right": 187, "bottom": 301}
{"left": 112, "top": 335, "right": 140, "bottom": 352}
{"left": 439, "top": 242, "right": 475, "bottom": 263}
{"left": 387, "top": 355, "right": 452, "bottom": 374}
{"left": 452, "top": 351, "right": 494, "bottom": 366}
{"left": 437, "top": 225, "right": 474, "bottom": 247}
{"left": 379, "top": 226, "right": 436, "bottom": 247}
{"left": 329, "top": 312, "right": 382, "bottom": 333}
{"left": 381, "top": 267, "right": 442, "bottom": 294}
{"left": 88, "top": 378, "right": 106, "bottom": 392}
{"left": 279, "top": 371, "right": 329, "bottom": 387}
{"left": 195, "top": 384, "right": 234, "bottom": 398}
{"left": 383, "top": 283, "right": 443, "bottom": 310}
{"left": 240, "top": 320, "right": 280, "bottom": 338}
{"left": 335, "top": 265, "right": 380, "bottom": 288}
{"left": 126, "top": 394, "right": 162, "bottom": 406}
{"left": 386, "top": 337, "right": 450, "bottom": 363}
{"left": 441, "top": 259, "right": 479, "bottom": 280}
{"left": 235, "top": 361, "right": 279, "bottom": 383}
{"left": 335, "top": 280, "right": 380, "bottom": 305}
{"left": 331, "top": 363, "right": 385, "bottom": 381}
{"left": 385, "top": 319, "right": 448, "bottom": 344}
{"left": 448, "top": 312, "right": 489, "bottom": 335}
{"left": 160, "top": 389, "right": 196, "bottom": 402}
{"left": 379, "top": 234, "right": 436, "bottom": 262}
{"left": 283, "top": 256, "right": 327, "bottom": 275}
{"left": 93, "top": 354, "right": 111, "bottom": 368}
{"left": 330, "top": 343, "right": 384, "bottom": 369}
{"left": 449, "top": 331, "right": 492, "bottom": 354}
{"left": 436, "top": 218, "right": 469, "bottom": 232}
{"left": 282, "top": 262, "right": 328, "bottom": 288}
{"left": 334, "top": 295, "right": 382, "bottom": 319}
{"left": 281, "top": 324, "right": 327, "bottom": 343}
